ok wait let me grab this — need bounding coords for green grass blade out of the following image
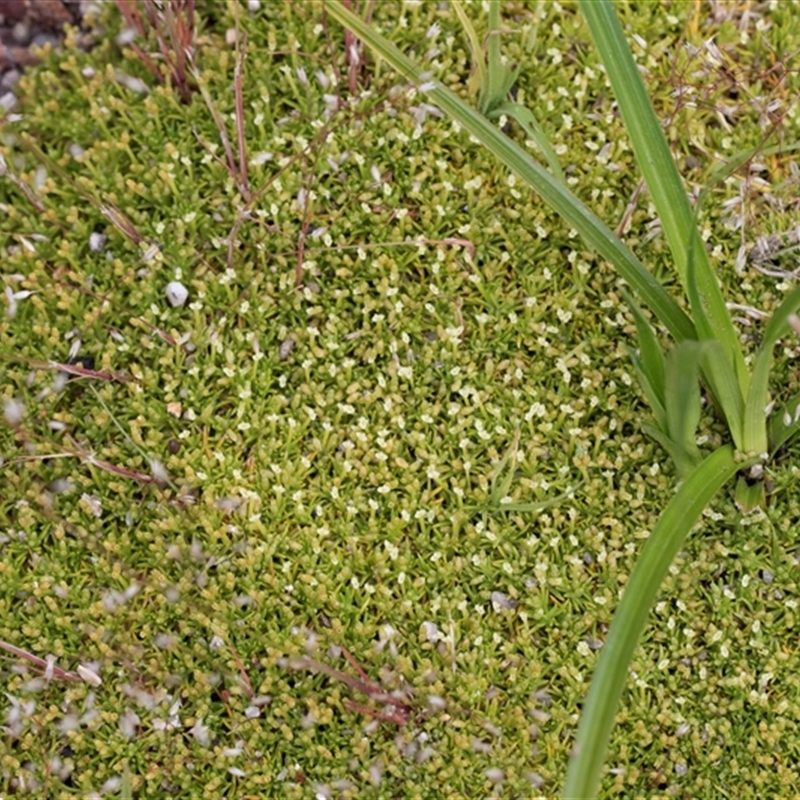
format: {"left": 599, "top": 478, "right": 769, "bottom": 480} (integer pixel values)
{"left": 641, "top": 422, "right": 688, "bottom": 468}
{"left": 684, "top": 229, "right": 718, "bottom": 343}
{"left": 627, "top": 348, "right": 667, "bottom": 432}
{"left": 454, "top": 2, "right": 559, "bottom": 179}
{"left": 698, "top": 340, "right": 745, "bottom": 450}
{"left": 743, "top": 283, "right": 800, "bottom": 454}
{"left": 562, "top": 446, "right": 741, "bottom": 800}
{"left": 581, "top": 0, "right": 746, "bottom": 389}
{"left": 490, "top": 482, "right": 584, "bottom": 514}
{"left": 734, "top": 474, "right": 765, "bottom": 514}
{"left": 757, "top": 283, "right": 800, "bottom": 352}
{"left": 452, "top": 1, "right": 487, "bottom": 106}
{"left": 768, "top": 392, "right": 800, "bottom": 453}
{"left": 580, "top": 0, "right": 690, "bottom": 269}
{"left": 665, "top": 342, "right": 703, "bottom": 476}
{"left": 684, "top": 234, "right": 745, "bottom": 448}
{"left": 700, "top": 140, "right": 800, "bottom": 212}
{"left": 622, "top": 290, "right": 666, "bottom": 404}
{"left": 324, "top": 0, "right": 696, "bottom": 343}
{"left": 455, "top": 0, "right": 562, "bottom": 181}
{"left": 120, "top": 764, "right": 133, "bottom": 799}
{"left": 489, "top": 427, "right": 521, "bottom": 504}
{"left": 491, "top": 100, "right": 565, "bottom": 183}
{"left": 485, "top": 0, "right": 505, "bottom": 110}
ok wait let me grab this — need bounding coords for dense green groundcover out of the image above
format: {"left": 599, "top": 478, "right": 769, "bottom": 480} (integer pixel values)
{"left": 3, "top": 1, "right": 800, "bottom": 797}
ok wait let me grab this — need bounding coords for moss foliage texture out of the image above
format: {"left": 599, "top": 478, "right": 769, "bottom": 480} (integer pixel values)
{"left": 3, "top": 1, "right": 800, "bottom": 797}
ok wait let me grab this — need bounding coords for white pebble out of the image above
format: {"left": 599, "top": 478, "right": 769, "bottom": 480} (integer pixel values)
{"left": 77, "top": 664, "right": 102, "bottom": 687}
{"left": 485, "top": 767, "right": 504, "bottom": 784}
{"left": 166, "top": 281, "right": 188, "bottom": 307}
{"left": 0, "top": 92, "right": 17, "bottom": 113}
{"left": 89, "top": 232, "right": 107, "bottom": 252}
{"left": 3, "top": 398, "right": 25, "bottom": 426}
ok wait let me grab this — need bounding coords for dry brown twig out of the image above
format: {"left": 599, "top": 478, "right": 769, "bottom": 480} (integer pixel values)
{"left": 23, "top": 359, "right": 133, "bottom": 382}
{"left": 114, "top": 0, "right": 196, "bottom": 104}
{"left": 0, "top": 639, "right": 101, "bottom": 686}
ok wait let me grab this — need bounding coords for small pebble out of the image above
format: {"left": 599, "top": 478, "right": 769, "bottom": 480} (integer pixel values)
{"left": 116, "top": 28, "right": 137, "bottom": 46}
{"left": 485, "top": 767, "right": 504, "bottom": 784}
{"left": 166, "top": 281, "right": 188, "bottom": 307}
{"left": 89, "top": 232, "right": 106, "bottom": 252}
{"left": 12, "top": 22, "right": 30, "bottom": 43}
{"left": 0, "top": 69, "right": 21, "bottom": 90}
{"left": 525, "top": 771, "right": 545, "bottom": 788}
{"left": 491, "top": 590, "right": 519, "bottom": 611}
{"left": 279, "top": 338, "right": 295, "bottom": 360}
{"left": 0, "top": 93, "right": 18, "bottom": 113}
{"left": 31, "top": 33, "right": 60, "bottom": 49}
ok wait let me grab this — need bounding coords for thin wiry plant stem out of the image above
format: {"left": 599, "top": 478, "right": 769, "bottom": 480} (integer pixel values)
{"left": 114, "top": 0, "right": 196, "bottom": 102}
{"left": 234, "top": 36, "right": 251, "bottom": 199}
{"left": 284, "top": 647, "right": 415, "bottom": 726}
{"left": 0, "top": 640, "right": 81, "bottom": 682}
{"left": 227, "top": 643, "right": 255, "bottom": 700}
{"left": 343, "top": 0, "right": 360, "bottom": 94}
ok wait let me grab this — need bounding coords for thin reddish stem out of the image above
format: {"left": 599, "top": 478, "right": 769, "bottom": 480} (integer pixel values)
{"left": 234, "top": 37, "right": 250, "bottom": 199}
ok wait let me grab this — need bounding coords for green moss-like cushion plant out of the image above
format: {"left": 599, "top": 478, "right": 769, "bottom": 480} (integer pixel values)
{"left": 3, "top": 2, "right": 800, "bottom": 797}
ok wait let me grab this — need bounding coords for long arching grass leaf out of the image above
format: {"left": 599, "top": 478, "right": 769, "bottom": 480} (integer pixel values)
{"left": 563, "top": 446, "right": 742, "bottom": 799}
{"left": 324, "top": 0, "right": 697, "bottom": 343}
